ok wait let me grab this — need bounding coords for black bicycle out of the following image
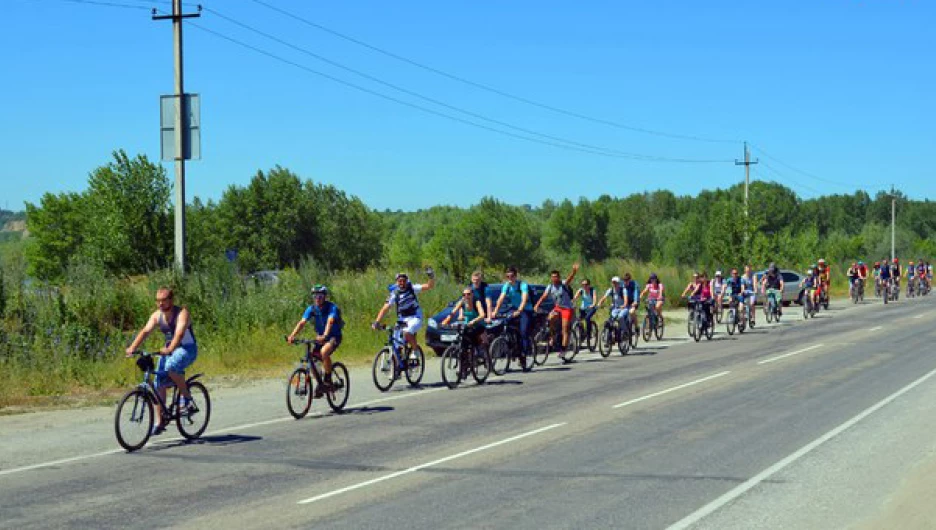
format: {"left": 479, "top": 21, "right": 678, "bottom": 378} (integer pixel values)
{"left": 532, "top": 310, "right": 579, "bottom": 365}
{"left": 725, "top": 294, "right": 747, "bottom": 336}
{"left": 115, "top": 351, "right": 211, "bottom": 452}
{"left": 372, "top": 321, "right": 426, "bottom": 392}
{"left": 763, "top": 289, "right": 782, "bottom": 323}
{"left": 488, "top": 313, "right": 532, "bottom": 375}
{"left": 573, "top": 307, "right": 599, "bottom": 352}
{"left": 687, "top": 298, "right": 714, "bottom": 342}
{"left": 598, "top": 310, "right": 630, "bottom": 357}
{"left": 641, "top": 303, "right": 665, "bottom": 342}
{"left": 851, "top": 278, "right": 865, "bottom": 304}
{"left": 285, "top": 338, "right": 350, "bottom": 418}
{"left": 441, "top": 322, "right": 493, "bottom": 389}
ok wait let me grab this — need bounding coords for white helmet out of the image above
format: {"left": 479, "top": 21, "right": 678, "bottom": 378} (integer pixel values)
{"left": 611, "top": 276, "right": 621, "bottom": 283}
{"left": 715, "top": 270, "right": 723, "bottom": 277}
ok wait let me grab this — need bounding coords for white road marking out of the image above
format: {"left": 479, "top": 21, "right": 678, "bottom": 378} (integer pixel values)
{"left": 297, "top": 422, "right": 567, "bottom": 505}
{"left": 913, "top": 314, "right": 925, "bottom": 319}
{"left": 0, "top": 387, "right": 446, "bottom": 477}
{"left": 666, "top": 364, "right": 936, "bottom": 530}
{"left": 612, "top": 371, "right": 731, "bottom": 409}
{"left": 757, "top": 344, "right": 824, "bottom": 365}
{"left": 869, "top": 326, "right": 883, "bottom": 332}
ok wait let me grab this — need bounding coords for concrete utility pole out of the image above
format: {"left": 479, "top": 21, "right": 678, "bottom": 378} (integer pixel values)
{"left": 735, "top": 142, "right": 758, "bottom": 261}
{"left": 891, "top": 185, "right": 896, "bottom": 262}
{"left": 153, "top": 1, "right": 200, "bottom": 273}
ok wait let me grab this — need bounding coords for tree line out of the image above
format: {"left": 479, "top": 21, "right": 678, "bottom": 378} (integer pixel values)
{"left": 19, "top": 150, "right": 936, "bottom": 284}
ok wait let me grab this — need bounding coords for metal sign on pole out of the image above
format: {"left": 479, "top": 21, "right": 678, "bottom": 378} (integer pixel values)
{"left": 160, "top": 93, "right": 201, "bottom": 161}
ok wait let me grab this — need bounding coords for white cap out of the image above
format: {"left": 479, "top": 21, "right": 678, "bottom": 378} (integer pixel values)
{"left": 715, "top": 270, "right": 723, "bottom": 276}
{"left": 611, "top": 276, "right": 621, "bottom": 283}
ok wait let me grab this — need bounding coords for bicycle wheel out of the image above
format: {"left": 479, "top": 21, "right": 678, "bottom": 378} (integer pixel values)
{"left": 371, "top": 347, "right": 396, "bottom": 392}
{"left": 520, "top": 343, "right": 534, "bottom": 372}
{"left": 405, "top": 345, "right": 425, "bottom": 386}
{"left": 586, "top": 320, "right": 598, "bottom": 352}
{"left": 618, "top": 326, "right": 631, "bottom": 355}
{"left": 286, "top": 368, "right": 313, "bottom": 419}
{"left": 326, "top": 362, "right": 350, "bottom": 412}
{"left": 115, "top": 388, "right": 154, "bottom": 452}
{"left": 641, "top": 315, "right": 652, "bottom": 342}
{"left": 440, "top": 345, "right": 462, "bottom": 389}
{"left": 472, "top": 347, "right": 492, "bottom": 384}
{"left": 532, "top": 327, "right": 550, "bottom": 366}
{"left": 490, "top": 336, "right": 511, "bottom": 376}
{"left": 738, "top": 308, "right": 747, "bottom": 333}
{"left": 693, "top": 312, "right": 703, "bottom": 342}
{"left": 560, "top": 329, "right": 580, "bottom": 363}
{"left": 726, "top": 308, "right": 736, "bottom": 336}
{"left": 714, "top": 302, "right": 724, "bottom": 324}
{"left": 598, "top": 324, "right": 613, "bottom": 358}
{"left": 705, "top": 313, "right": 714, "bottom": 340}
{"left": 655, "top": 314, "right": 665, "bottom": 340}
{"left": 177, "top": 381, "right": 211, "bottom": 440}
{"left": 765, "top": 300, "right": 774, "bottom": 323}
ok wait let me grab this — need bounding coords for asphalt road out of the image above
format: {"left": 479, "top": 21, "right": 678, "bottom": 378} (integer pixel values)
{"left": 2, "top": 294, "right": 935, "bottom": 529}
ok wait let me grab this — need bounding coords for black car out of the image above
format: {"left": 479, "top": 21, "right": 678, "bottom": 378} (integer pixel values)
{"left": 425, "top": 282, "right": 554, "bottom": 355}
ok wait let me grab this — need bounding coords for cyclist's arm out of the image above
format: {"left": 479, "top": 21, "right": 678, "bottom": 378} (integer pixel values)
{"left": 321, "top": 308, "right": 337, "bottom": 339}
{"left": 441, "top": 300, "right": 462, "bottom": 326}
{"left": 490, "top": 292, "right": 506, "bottom": 320}
{"left": 162, "top": 307, "right": 191, "bottom": 355}
{"left": 595, "top": 292, "right": 608, "bottom": 308}
{"left": 565, "top": 264, "right": 579, "bottom": 286}
{"left": 572, "top": 289, "right": 582, "bottom": 304}
{"left": 470, "top": 299, "right": 486, "bottom": 325}
{"left": 518, "top": 287, "right": 530, "bottom": 315}
{"left": 287, "top": 318, "right": 308, "bottom": 343}
{"left": 125, "top": 311, "right": 159, "bottom": 355}
{"left": 374, "top": 302, "right": 392, "bottom": 325}
{"left": 533, "top": 288, "right": 549, "bottom": 312}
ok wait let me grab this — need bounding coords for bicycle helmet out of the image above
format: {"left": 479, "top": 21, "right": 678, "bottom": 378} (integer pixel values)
{"left": 715, "top": 270, "right": 723, "bottom": 277}
{"left": 818, "top": 258, "right": 826, "bottom": 265}
{"left": 311, "top": 284, "right": 329, "bottom": 296}
{"left": 395, "top": 272, "right": 409, "bottom": 280}
{"left": 611, "top": 276, "right": 621, "bottom": 283}
{"left": 649, "top": 272, "right": 658, "bottom": 281}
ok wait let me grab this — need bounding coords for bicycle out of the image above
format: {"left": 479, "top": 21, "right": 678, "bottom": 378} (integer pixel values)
{"left": 688, "top": 298, "right": 714, "bottom": 342}
{"left": 851, "top": 278, "right": 864, "bottom": 304}
{"left": 763, "top": 290, "right": 781, "bottom": 323}
{"left": 641, "top": 303, "right": 665, "bottom": 342}
{"left": 285, "top": 337, "right": 350, "bottom": 418}
{"left": 441, "top": 322, "right": 493, "bottom": 389}
{"left": 713, "top": 290, "right": 726, "bottom": 324}
{"left": 725, "top": 295, "right": 747, "bottom": 335}
{"left": 533, "top": 310, "right": 580, "bottom": 365}
{"left": 573, "top": 307, "right": 599, "bottom": 352}
{"left": 115, "top": 351, "right": 211, "bottom": 452}
{"left": 372, "top": 321, "right": 426, "bottom": 392}
{"left": 803, "top": 289, "right": 817, "bottom": 318}
{"left": 598, "top": 310, "right": 630, "bottom": 357}
{"left": 488, "top": 313, "right": 532, "bottom": 375}
{"left": 907, "top": 277, "right": 917, "bottom": 299}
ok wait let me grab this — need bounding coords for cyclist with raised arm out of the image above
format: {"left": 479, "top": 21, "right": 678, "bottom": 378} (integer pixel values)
{"left": 373, "top": 268, "right": 435, "bottom": 354}
{"left": 490, "top": 266, "right": 534, "bottom": 362}
{"left": 760, "top": 263, "right": 785, "bottom": 317}
{"left": 534, "top": 263, "right": 580, "bottom": 352}
{"left": 125, "top": 287, "right": 197, "bottom": 436}
{"left": 288, "top": 285, "right": 343, "bottom": 398}
{"left": 596, "top": 276, "right": 629, "bottom": 331}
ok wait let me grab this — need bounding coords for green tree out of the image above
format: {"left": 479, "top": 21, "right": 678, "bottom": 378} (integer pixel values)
{"left": 24, "top": 191, "right": 86, "bottom": 281}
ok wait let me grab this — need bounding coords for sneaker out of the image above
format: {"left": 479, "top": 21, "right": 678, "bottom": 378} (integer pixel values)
{"left": 180, "top": 397, "right": 198, "bottom": 414}
{"left": 314, "top": 385, "right": 326, "bottom": 399}
{"left": 152, "top": 423, "right": 167, "bottom": 436}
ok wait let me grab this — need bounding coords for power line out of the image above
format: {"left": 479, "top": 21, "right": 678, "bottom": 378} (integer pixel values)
{"left": 25, "top": 0, "right": 151, "bottom": 10}
{"left": 756, "top": 161, "right": 823, "bottom": 196}
{"left": 247, "top": 0, "right": 739, "bottom": 144}
{"left": 187, "top": 19, "right": 733, "bottom": 163}
{"left": 748, "top": 143, "right": 867, "bottom": 190}
{"left": 202, "top": 7, "right": 732, "bottom": 164}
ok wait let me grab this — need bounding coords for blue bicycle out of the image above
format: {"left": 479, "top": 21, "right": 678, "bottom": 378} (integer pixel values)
{"left": 114, "top": 351, "right": 211, "bottom": 452}
{"left": 372, "top": 321, "right": 425, "bottom": 392}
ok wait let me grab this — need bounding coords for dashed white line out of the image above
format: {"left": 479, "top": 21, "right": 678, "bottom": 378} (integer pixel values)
{"left": 667, "top": 364, "right": 936, "bottom": 530}
{"left": 757, "top": 344, "right": 824, "bottom": 365}
{"left": 612, "top": 371, "right": 731, "bottom": 409}
{"left": 0, "top": 387, "right": 446, "bottom": 478}
{"left": 913, "top": 314, "right": 925, "bottom": 320}
{"left": 297, "top": 422, "right": 567, "bottom": 505}
{"left": 869, "top": 326, "right": 883, "bottom": 332}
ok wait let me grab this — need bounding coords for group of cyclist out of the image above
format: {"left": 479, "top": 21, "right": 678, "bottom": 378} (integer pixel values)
{"left": 870, "top": 258, "right": 933, "bottom": 298}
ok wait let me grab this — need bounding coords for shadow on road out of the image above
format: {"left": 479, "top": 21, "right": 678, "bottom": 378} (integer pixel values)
{"left": 148, "top": 433, "right": 264, "bottom": 452}
{"left": 341, "top": 405, "right": 394, "bottom": 415}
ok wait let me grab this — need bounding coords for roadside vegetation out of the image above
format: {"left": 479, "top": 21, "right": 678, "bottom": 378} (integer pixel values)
{"left": 1, "top": 149, "right": 934, "bottom": 409}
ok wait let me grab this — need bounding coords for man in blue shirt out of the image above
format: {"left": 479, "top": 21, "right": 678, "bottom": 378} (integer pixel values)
{"left": 491, "top": 266, "right": 534, "bottom": 361}
{"left": 289, "top": 285, "right": 343, "bottom": 396}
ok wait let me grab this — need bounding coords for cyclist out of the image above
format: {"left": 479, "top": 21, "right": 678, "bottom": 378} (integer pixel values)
{"left": 891, "top": 258, "right": 902, "bottom": 294}
{"left": 621, "top": 272, "right": 641, "bottom": 330}
{"left": 741, "top": 265, "right": 757, "bottom": 325}
{"left": 723, "top": 268, "right": 745, "bottom": 319}
{"left": 760, "top": 263, "right": 785, "bottom": 317}
{"left": 856, "top": 260, "right": 868, "bottom": 298}
{"left": 681, "top": 272, "right": 701, "bottom": 300}
{"left": 801, "top": 268, "right": 819, "bottom": 308}
{"left": 572, "top": 278, "right": 598, "bottom": 323}
{"left": 534, "top": 264, "right": 580, "bottom": 352}
{"left": 846, "top": 262, "right": 859, "bottom": 299}
{"left": 596, "top": 276, "right": 629, "bottom": 332}
{"left": 919, "top": 260, "right": 930, "bottom": 292}
{"left": 125, "top": 287, "right": 197, "bottom": 436}
{"left": 441, "top": 287, "right": 487, "bottom": 349}
{"left": 490, "top": 266, "right": 534, "bottom": 361}
{"left": 816, "top": 259, "right": 831, "bottom": 305}
{"left": 879, "top": 257, "right": 892, "bottom": 298}
{"left": 873, "top": 262, "right": 881, "bottom": 294}
{"left": 908, "top": 261, "right": 917, "bottom": 296}
{"left": 639, "top": 273, "right": 665, "bottom": 321}
{"left": 373, "top": 268, "right": 436, "bottom": 354}
{"left": 468, "top": 270, "right": 494, "bottom": 318}
{"left": 689, "top": 271, "right": 714, "bottom": 325}
{"left": 710, "top": 271, "right": 726, "bottom": 306}
{"left": 288, "top": 285, "right": 343, "bottom": 397}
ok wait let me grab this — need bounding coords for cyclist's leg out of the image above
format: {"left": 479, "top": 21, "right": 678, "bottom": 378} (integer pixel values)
{"left": 519, "top": 310, "right": 533, "bottom": 355}
{"left": 402, "top": 316, "right": 422, "bottom": 353}
{"left": 558, "top": 308, "right": 573, "bottom": 348}
{"left": 320, "top": 338, "right": 339, "bottom": 378}
{"left": 164, "top": 345, "right": 197, "bottom": 401}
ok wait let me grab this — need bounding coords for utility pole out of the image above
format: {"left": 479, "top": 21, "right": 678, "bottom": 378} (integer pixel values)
{"left": 891, "top": 185, "right": 896, "bottom": 262}
{"left": 735, "top": 141, "right": 758, "bottom": 262}
{"left": 153, "top": 1, "right": 200, "bottom": 273}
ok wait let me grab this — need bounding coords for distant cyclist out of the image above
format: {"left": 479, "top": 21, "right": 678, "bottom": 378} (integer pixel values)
{"left": 442, "top": 287, "right": 487, "bottom": 350}
{"left": 801, "top": 268, "right": 819, "bottom": 308}
{"left": 741, "top": 265, "right": 757, "bottom": 325}
{"left": 689, "top": 271, "right": 714, "bottom": 324}
{"left": 125, "top": 287, "right": 197, "bottom": 436}
{"left": 621, "top": 272, "right": 640, "bottom": 329}
{"left": 572, "top": 278, "right": 598, "bottom": 323}
{"left": 891, "top": 258, "right": 902, "bottom": 293}
{"left": 816, "top": 259, "right": 831, "bottom": 304}
{"left": 760, "top": 263, "right": 785, "bottom": 316}
{"left": 596, "top": 276, "right": 629, "bottom": 331}
{"left": 846, "top": 262, "right": 859, "bottom": 298}
{"left": 490, "top": 266, "right": 535, "bottom": 360}
{"left": 373, "top": 268, "right": 436, "bottom": 353}
{"left": 288, "top": 285, "right": 343, "bottom": 397}
{"left": 468, "top": 270, "right": 494, "bottom": 318}
{"left": 639, "top": 273, "right": 665, "bottom": 319}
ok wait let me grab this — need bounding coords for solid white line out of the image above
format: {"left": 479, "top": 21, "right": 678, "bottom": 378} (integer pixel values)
{"left": 0, "top": 386, "right": 447, "bottom": 478}
{"left": 667, "top": 364, "right": 936, "bottom": 530}
{"left": 612, "top": 371, "right": 731, "bottom": 409}
{"left": 913, "top": 314, "right": 925, "bottom": 320}
{"left": 297, "top": 422, "right": 567, "bottom": 505}
{"left": 757, "top": 344, "right": 824, "bottom": 365}
{"left": 869, "top": 326, "right": 883, "bottom": 332}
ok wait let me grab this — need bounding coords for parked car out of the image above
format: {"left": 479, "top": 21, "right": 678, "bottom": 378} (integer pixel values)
{"left": 247, "top": 270, "right": 281, "bottom": 285}
{"left": 425, "top": 283, "right": 554, "bottom": 355}
{"left": 753, "top": 269, "right": 804, "bottom": 305}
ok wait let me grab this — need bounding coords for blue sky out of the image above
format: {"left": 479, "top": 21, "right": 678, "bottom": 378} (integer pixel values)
{"left": 3, "top": 0, "right": 933, "bottom": 211}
